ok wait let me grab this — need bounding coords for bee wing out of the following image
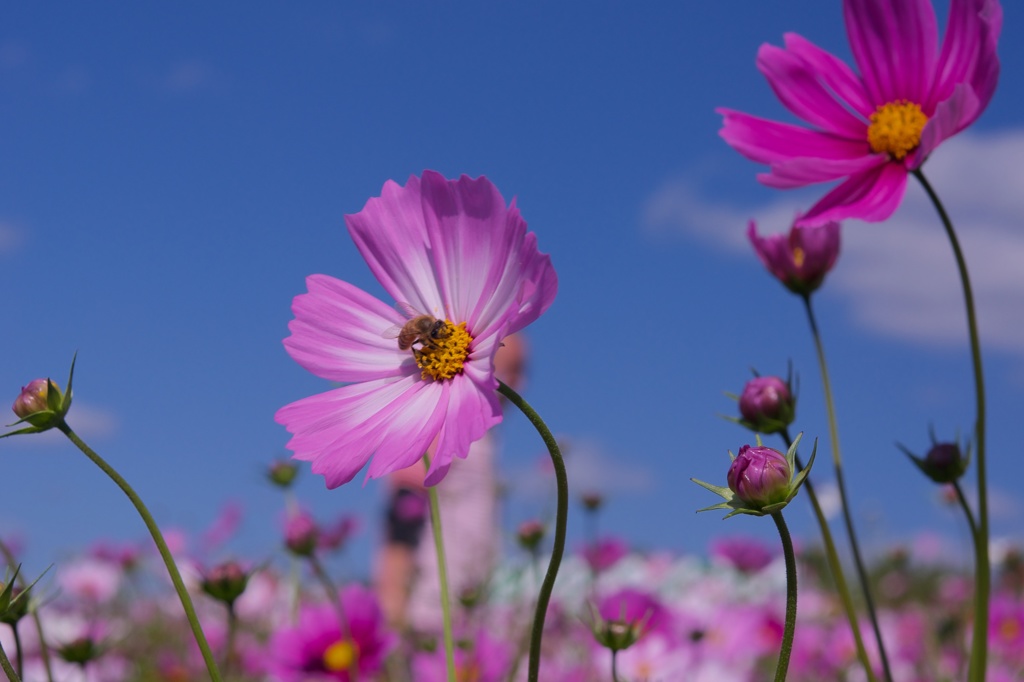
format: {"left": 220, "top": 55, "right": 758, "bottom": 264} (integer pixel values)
{"left": 394, "top": 301, "right": 424, "bottom": 320}
{"left": 382, "top": 323, "right": 404, "bottom": 340}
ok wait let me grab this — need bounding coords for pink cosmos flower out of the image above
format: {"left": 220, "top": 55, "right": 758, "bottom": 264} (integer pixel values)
{"left": 267, "top": 584, "right": 393, "bottom": 681}
{"left": 276, "top": 171, "right": 557, "bottom": 487}
{"left": 719, "top": 0, "right": 1002, "bottom": 225}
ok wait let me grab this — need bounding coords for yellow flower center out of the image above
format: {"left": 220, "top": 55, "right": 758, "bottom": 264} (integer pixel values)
{"left": 867, "top": 100, "right": 928, "bottom": 160}
{"left": 998, "top": 616, "right": 1021, "bottom": 642}
{"left": 456, "top": 662, "right": 481, "bottom": 682}
{"left": 322, "top": 639, "right": 358, "bottom": 672}
{"left": 415, "top": 321, "right": 473, "bottom": 381}
{"left": 791, "top": 245, "right": 805, "bottom": 269}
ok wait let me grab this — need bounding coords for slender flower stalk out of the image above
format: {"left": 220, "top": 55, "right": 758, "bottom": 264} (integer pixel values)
{"left": 772, "top": 511, "right": 798, "bottom": 682}
{"left": 56, "top": 422, "right": 223, "bottom": 682}
{"left": 801, "top": 295, "right": 893, "bottom": 682}
{"left": 422, "top": 453, "right": 456, "bottom": 682}
{"left": 497, "top": 380, "right": 567, "bottom": 682}
{"left": 0, "top": 640, "right": 20, "bottom": 682}
{"left": 780, "top": 429, "right": 878, "bottom": 682}
{"left": 913, "top": 168, "right": 989, "bottom": 681}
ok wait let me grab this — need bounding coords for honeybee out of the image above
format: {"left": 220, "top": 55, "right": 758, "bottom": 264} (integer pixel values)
{"left": 384, "top": 303, "right": 450, "bottom": 353}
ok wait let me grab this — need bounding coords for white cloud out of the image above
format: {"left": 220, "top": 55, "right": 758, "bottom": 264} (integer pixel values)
{"left": 10, "top": 402, "right": 118, "bottom": 447}
{"left": 643, "top": 130, "right": 1024, "bottom": 356}
{"left": 163, "top": 59, "right": 218, "bottom": 94}
{"left": 0, "top": 221, "right": 25, "bottom": 254}
{"left": 506, "top": 437, "right": 655, "bottom": 499}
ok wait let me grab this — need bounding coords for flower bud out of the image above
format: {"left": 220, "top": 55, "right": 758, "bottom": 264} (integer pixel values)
{"left": 0, "top": 584, "right": 29, "bottom": 626}
{"left": 267, "top": 459, "right": 299, "bottom": 489}
{"left": 57, "top": 636, "right": 102, "bottom": 666}
{"left": 898, "top": 436, "right": 969, "bottom": 485}
{"left": 748, "top": 220, "right": 841, "bottom": 296}
{"left": 13, "top": 379, "right": 50, "bottom": 419}
{"left": 201, "top": 560, "right": 249, "bottom": 607}
{"left": 727, "top": 445, "right": 791, "bottom": 509}
{"left": 284, "top": 511, "right": 319, "bottom": 557}
{"left": 738, "top": 376, "right": 795, "bottom": 434}
{"left": 516, "top": 520, "right": 546, "bottom": 552}
{"left": 580, "top": 491, "right": 604, "bottom": 512}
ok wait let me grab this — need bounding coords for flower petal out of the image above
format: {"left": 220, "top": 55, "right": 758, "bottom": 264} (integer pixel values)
{"left": 276, "top": 375, "right": 443, "bottom": 488}
{"left": 757, "top": 42, "right": 866, "bottom": 137}
{"left": 928, "top": 0, "right": 1001, "bottom": 118}
{"left": 283, "top": 275, "right": 408, "bottom": 383}
{"left": 799, "top": 162, "right": 908, "bottom": 225}
{"left": 914, "top": 83, "right": 981, "bottom": 165}
{"left": 345, "top": 174, "right": 444, "bottom": 318}
{"left": 760, "top": 152, "right": 887, "bottom": 189}
{"left": 782, "top": 33, "right": 874, "bottom": 118}
{"left": 718, "top": 109, "right": 866, "bottom": 166}
{"left": 426, "top": 359, "right": 502, "bottom": 486}
{"left": 844, "top": 0, "right": 938, "bottom": 104}
{"left": 417, "top": 172, "right": 557, "bottom": 337}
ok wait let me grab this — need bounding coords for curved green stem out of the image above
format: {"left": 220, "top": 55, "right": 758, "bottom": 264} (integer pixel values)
{"left": 0, "top": 639, "right": 20, "bottom": 682}
{"left": 423, "top": 454, "right": 456, "bottom": 682}
{"left": 913, "top": 168, "right": 988, "bottom": 682}
{"left": 0, "top": 540, "right": 54, "bottom": 682}
{"left": 802, "top": 295, "right": 893, "bottom": 682}
{"left": 12, "top": 625, "right": 23, "bottom": 679}
{"left": 611, "top": 649, "right": 621, "bottom": 682}
{"left": 771, "top": 512, "right": 797, "bottom": 682}
{"left": 497, "top": 380, "right": 568, "bottom": 682}
{"left": 781, "top": 430, "right": 878, "bottom": 682}
{"left": 57, "top": 422, "right": 223, "bottom": 682}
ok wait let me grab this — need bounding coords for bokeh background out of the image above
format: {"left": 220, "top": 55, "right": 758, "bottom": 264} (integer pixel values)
{"left": 3, "top": 0, "right": 1023, "bottom": 577}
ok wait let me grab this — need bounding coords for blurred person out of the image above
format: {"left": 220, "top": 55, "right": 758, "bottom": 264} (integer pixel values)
{"left": 373, "top": 333, "right": 528, "bottom": 630}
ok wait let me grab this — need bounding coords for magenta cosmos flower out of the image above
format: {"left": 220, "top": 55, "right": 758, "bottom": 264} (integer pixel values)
{"left": 719, "top": 0, "right": 1002, "bottom": 226}
{"left": 268, "top": 585, "right": 393, "bottom": 682}
{"left": 276, "top": 171, "right": 557, "bottom": 487}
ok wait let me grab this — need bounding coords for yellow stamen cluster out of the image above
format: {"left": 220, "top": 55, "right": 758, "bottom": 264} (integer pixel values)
{"left": 322, "top": 639, "right": 358, "bottom": 672}
{"left": 791, "top": 245, "right": 806, "bottom": 269}
{"left": 867, "top": 100, "right": 928, "bottom": 160}
{"left": 415, "top": 321, "right": 472, "bottom": 381}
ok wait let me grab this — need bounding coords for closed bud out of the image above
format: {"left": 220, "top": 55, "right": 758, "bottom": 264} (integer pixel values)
{"left": 284, "top": 511, "right": 319, "bottom": 557}
{"left": 581, "top": 491, "right": 604, "bottom": 512}
{"left": 267, "top": 459, "right": 299, "bottom": 488}
{"left": 201, "top": 560, "right": 249, "bottom": 607}
{"left": 728, "top": 445, "right": 791, "bottom": 509}
{"left": 516, "top": 520, "right": 546, "bottom": 552}
{"left": 898, "top": 434, "right": 970, "bottom": 485}
{"left": 738, "top": 375, "right": 795, "bottom": 434}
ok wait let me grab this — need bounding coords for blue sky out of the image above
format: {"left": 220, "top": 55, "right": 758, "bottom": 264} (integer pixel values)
{"left": 3, "top": 1, "right": 1023, "bottom": 579}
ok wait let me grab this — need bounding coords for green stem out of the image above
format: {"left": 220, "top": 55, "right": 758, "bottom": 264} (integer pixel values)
{"left": 12, "top": 625, "right": 23, "bottom": 679}
{"left": 913, "top": 168, "right": 988, "bottom": 682}
{"left": 497, "top": 380, "right": 568, "bottom": 682}
{"left": 0, "top": 540, "right": 54, "bottom": 682}
{"left": 57, "top": 422, "right": 223, "bottom": 682}
{"left": 611, "top": 649, "right": 621, "bottom": 682}
{"left": 224, "top": 604, "right": 238, "bottom": 676}
{"left": 0, "top": 637, "right": 21, "bottom": 682}
{"left": 802, "top": 295, "right": 893, "bottom": 682}
{"left": 771, "top": 512, "right": 797, "bottom": 682}
{"left": 781, "top": 430, "right": 878, "bottom": 682}
{"left": 953, "top": 479, "right": 979, "bottom": 541}
{"left": 423, "top": 454, "right": 456, "bottom": 682}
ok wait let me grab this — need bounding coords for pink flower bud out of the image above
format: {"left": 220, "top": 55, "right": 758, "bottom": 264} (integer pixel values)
{"left": 738, "top": 376, "right": 795, "bottom": 434}
{"left": 12, "top": 379, "right": 50, "bottom": 419}
{"left": 748, "top": 220, "right": 841, "bottom": 296}
{"left": 727, "top": 445, "right": 791, "bottom": 509}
